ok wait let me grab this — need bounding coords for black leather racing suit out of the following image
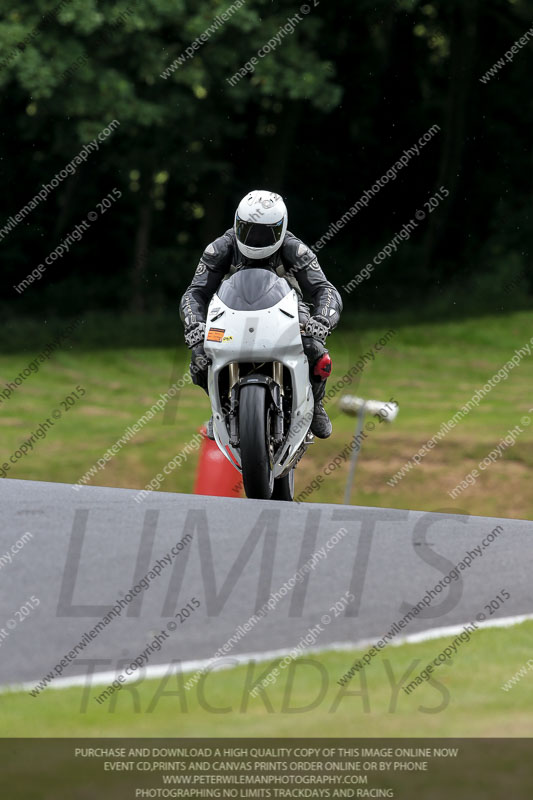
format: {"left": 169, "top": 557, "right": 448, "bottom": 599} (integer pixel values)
{"left": 179, "top": 228, "right": 342, "bottom": 400}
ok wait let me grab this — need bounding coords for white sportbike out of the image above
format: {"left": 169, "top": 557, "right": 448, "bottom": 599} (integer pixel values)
{"left": 204, "top": 268, "right": 315, "bottom": 500}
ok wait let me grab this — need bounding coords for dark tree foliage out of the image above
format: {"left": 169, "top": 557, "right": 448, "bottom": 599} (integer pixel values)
{"left": 0, "top": 0, "right": 531, "bottom": 320}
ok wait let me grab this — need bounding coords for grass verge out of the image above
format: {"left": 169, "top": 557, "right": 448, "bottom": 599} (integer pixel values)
{"left": 0, "top": 310, "right": 532, "bottom": 518}
{"left": 2, "top": 621, "right": 532, "bottom": 737}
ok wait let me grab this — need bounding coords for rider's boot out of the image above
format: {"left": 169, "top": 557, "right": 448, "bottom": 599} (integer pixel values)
{"left": 310, "top": 377, "right": 332, "bottom": 439}
{"left": 206, "top": 416, "right": 215, "bottom": 440}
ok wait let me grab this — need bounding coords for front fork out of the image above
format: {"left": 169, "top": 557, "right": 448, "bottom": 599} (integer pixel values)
{"left": 271, "top": 361, "right": 284, "bottom": 443}
{"left": 228, "top": 362, "right": 239, "bottom": 446}
{"left": 272, "top": 361, "right": 284, "bottom": 394}
{"left": 227, "top": 361, "right": 284, "bottom": 447}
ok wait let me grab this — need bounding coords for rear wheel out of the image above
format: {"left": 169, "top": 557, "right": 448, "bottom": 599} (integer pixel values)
{"left": 239, "top": 384, "right": 274, "bottom": 499}
{"left": 271, "top": 469, "right": 295, "bottom": 501}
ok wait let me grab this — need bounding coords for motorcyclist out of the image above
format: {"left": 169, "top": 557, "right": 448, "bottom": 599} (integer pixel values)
{"left": 179, "top": 190, "right": 343, "bottom": 439}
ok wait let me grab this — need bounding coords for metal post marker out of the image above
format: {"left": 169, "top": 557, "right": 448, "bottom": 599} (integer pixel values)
{"left": 340, "top": 396, "right": 399, "bottom": 505}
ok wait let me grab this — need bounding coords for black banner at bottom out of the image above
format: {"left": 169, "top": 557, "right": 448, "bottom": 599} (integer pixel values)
{"left": 2, "top": 738, "right": 532, "bottom": 799}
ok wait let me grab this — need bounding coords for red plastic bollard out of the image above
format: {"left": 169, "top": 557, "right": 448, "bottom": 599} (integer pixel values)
{"left": 194, "top": 426, "right": 243, "bottom": 497}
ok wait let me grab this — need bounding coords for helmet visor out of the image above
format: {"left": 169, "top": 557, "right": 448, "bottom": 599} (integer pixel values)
{"left": 235, "top": 215, "right": 284, "bottom": 248}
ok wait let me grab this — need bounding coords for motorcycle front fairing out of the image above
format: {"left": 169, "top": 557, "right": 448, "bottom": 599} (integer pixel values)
{"left": 204, "top": 269, "right": 314, "bottom": 477}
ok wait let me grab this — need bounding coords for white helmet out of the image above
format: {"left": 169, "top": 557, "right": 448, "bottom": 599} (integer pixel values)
{"left": 234, "top": 190, "right": 288, "bottom": 260}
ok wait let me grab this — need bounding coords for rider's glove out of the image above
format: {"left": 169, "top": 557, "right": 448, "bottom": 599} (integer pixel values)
{"left": 302, "top": 317, "right": 331, "bottom": 371}
{"left": 303, "top": 316, "right": 330, "bottom": 344}
{"left": 184, "top": 322, "right": 206, "bottom": 349}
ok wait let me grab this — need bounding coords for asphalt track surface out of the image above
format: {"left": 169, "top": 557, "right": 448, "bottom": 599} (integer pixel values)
{"left": 0, "top": 478, "right": 532, "bottom": 687}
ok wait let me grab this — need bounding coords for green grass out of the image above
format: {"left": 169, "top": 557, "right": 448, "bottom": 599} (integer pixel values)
{"left": 3, "top": 621, "right": 533, "bottom": 737}
{"left": 1, "top": 310, "right": 532, "bottom": 518}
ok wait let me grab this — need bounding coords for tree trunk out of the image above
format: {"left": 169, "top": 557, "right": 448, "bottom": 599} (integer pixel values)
{"left": 130, "top": 199, "right": 152, "bottom": 314}
{"left": 262, "top": 101, "right": 303, "bottom": 189}
{"left": 423, "top": 0, "right": 480, "bottom": 269}
{"left": 200, "top": 189, "right": 227, "bottom": 246}
{"left": 53, "top": 170, "right": 81, "bottom": 240}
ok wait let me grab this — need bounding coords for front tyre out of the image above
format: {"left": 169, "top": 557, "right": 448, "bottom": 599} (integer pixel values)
{"left": 271, "top": 469, "right": 295, "bottom": 502}
{"left": 239, "top": 384, "right": 274, "bottom": 500}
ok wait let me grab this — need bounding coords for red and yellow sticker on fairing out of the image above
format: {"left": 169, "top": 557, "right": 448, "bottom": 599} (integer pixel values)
{"left": 207, "top": 327, "right": 225, "bottom": 342}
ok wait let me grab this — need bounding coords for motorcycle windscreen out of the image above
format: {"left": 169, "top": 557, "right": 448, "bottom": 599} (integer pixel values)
{"left": 217, "top": 268, "right": 292, "bottom": 311}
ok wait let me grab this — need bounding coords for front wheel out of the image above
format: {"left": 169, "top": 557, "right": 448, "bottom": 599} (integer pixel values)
{"left": 239, "top": 384, "right": 274, "bottom": 499}
{"left": 271, "top": 469, "right": 295, "bottom": 502}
